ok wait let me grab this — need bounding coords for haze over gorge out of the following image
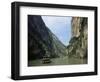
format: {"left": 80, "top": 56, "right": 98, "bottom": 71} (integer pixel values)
{"left": 28, "top": 15, "right": 88, "bottom": 66}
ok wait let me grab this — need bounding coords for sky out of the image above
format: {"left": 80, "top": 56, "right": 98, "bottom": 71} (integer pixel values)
{"left": 42, "top": 16, "right": 72, "bottom": 46}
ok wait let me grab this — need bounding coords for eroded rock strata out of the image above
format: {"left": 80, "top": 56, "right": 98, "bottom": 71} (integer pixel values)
{"left": 67, "top": 17, "right": 88, "bottom": 58}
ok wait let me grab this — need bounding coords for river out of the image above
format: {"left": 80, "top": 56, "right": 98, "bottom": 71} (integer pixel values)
{"left": 28, "top": 56, "right": 87, "bottom": 66}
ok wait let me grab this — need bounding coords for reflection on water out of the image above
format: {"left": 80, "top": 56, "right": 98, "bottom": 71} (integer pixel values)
{"left": 28, "top": 56, "right": 87, "bottom": 66}
{"left": 67, "top": 57, "right": 87, "bottom": 65}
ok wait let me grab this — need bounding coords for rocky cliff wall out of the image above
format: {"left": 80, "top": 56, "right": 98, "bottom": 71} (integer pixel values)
{"left": 67, "top": 17, "right": 88, "bottom": 58}
{"left": 28, "top": 15, "right": 66, "bottom": 60}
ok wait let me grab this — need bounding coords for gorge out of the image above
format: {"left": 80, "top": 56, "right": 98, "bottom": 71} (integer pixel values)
{"left": 28, "top": 15, "right": 88, "bottom": 66}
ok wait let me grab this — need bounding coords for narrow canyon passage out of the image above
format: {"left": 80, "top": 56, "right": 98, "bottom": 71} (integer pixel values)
{"left": 28, "top": 15, "right": 88, "bottom": 66}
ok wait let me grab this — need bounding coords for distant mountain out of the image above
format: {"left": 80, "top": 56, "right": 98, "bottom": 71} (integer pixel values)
{"left": 28, "top": 15, "right": 67, "bottom": 60}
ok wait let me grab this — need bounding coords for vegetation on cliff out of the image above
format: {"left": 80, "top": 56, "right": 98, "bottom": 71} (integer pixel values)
{"left": 28, "top": 15, "right": 66, "bottom": 60}
{"left": 67, "top": 17, "right": 88, "bottom": 58}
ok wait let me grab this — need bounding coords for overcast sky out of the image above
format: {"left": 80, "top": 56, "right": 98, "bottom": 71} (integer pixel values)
{"left": 42, "top": 16, "right": 72, "bottom": 46}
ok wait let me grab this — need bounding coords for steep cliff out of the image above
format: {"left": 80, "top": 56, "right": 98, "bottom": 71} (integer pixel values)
{"left": 28, "top": 15, "right": 66, "bottom": 60}
{"left": 67, "top": 17, "right": 88, "bottom": 58}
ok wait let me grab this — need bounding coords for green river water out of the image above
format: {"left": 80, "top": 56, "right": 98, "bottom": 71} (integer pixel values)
{"left": 28, "top": 56, "right": 87, "bottom": 66}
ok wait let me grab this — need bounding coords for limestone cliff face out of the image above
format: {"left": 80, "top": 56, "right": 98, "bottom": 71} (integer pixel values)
{"left": 67, "top": 17, "right": 88, "bottom": 58}
{"left": 71, "top": 17, "right": 81, "bottom": 37}
{"left": 28, "top": 15, "right": 66, "bottom": 60}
